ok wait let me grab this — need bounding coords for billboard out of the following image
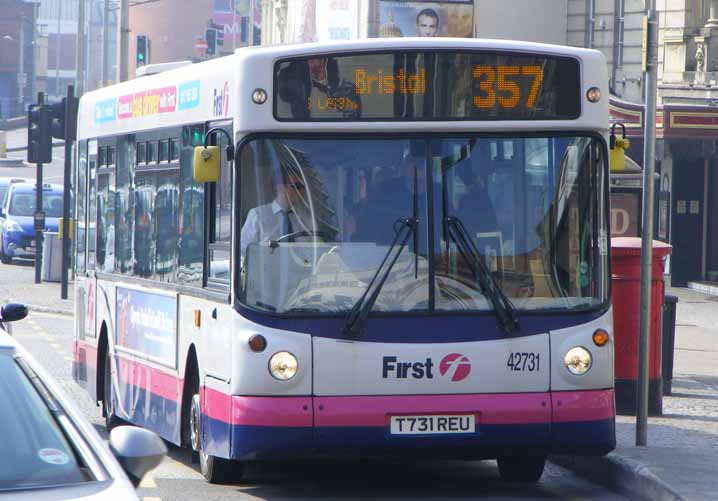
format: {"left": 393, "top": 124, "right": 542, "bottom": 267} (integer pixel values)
{"left": 379, "top": 0, "right": 474, "bottom": 38}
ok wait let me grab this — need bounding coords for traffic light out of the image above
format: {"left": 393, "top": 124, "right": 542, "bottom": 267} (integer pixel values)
{"left": 27, "top": 104, "right": 52, "bottom": 164}
{"left": 205, "top": 28, "right": 217, "bottom": 56}
{"left": 48, "top": 97, "right": 79, "bottom": 141}
{"left": 136, "top": 35, "right": 148, "bottom": 66}
{"left": 216, "top": 26, "right": 224, "bottom": 47}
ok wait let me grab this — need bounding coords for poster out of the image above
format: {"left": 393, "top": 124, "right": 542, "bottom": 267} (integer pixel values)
{"left": 116, "top": 287, "right": 177, "bottom": 366}
{"left": 379, "top": 0, "right": 474, "bottom": 38}
{"left": 315, "top": 0, "right": 358, "bottom": 41}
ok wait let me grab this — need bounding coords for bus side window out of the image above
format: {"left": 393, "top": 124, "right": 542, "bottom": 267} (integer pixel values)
{"left": 177, "top": 125, "right": 205, "bottom": 287}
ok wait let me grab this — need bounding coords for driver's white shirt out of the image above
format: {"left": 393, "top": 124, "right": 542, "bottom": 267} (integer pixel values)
{"left": 240, "top": 200, "right": 309, "bottom": 258}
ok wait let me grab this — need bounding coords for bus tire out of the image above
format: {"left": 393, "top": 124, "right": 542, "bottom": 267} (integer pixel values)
{"left": 103, "top": 349, "right": 122, "bottom": 431}
{"left": 496, "top": 455, "right": 546, "bottom": 483}
{"left": 190, "top": 393, "right": 243, "bottom": 484}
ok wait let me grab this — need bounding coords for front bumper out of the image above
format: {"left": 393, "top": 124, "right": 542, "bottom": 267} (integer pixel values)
{"left": 3, "top": 231, "right": 35, "bottom": 257}
{"left": 201, "top": 389, "right": 616, "bottom": 460}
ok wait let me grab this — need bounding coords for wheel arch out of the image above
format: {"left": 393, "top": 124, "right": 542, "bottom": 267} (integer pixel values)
{"left": 181, "top": 343, "right": 200, "bottom": 447}
{"left": 96, "top": 321, "right": 109, "bottom": 406}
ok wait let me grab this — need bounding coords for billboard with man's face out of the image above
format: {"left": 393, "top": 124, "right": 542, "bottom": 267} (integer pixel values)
{"left": 379, "top": 0, "right": 474, "bottom": 38}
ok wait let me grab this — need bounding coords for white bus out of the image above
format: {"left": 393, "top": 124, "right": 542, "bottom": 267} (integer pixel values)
{"left": 73, "top": 38, "right": 615, "bottom": 484}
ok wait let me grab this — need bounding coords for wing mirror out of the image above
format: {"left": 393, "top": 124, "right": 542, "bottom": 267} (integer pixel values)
{"left": 109, "top": 425, "right": 167, "bottom": 488}
{"left": 193, "top": 146, "right": 220, "bottom": 183}
{"left": 1, "top": 303, "right": 28, "bottom": 322}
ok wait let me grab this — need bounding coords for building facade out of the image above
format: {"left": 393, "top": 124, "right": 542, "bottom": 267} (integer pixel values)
{"left": 569, "top": 0, "right": 718, "bottom": 288}
{"left": 0, "top": 0, "right": 35, "bottom": 118}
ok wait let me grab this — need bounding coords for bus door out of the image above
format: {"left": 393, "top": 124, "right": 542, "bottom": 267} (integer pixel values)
{"left": 72, "top": 139, "right": 99, "bottom": 395}
{"left": 199, "top": 120, "right": 235, "bottom": 453}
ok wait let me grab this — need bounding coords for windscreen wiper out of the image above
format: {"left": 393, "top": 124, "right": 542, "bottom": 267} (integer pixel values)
{"left": 444, "top": 216, "right": 520, "bottom": 336}
{"left": 342, "top": 217, "right": 417, "bottom": 337}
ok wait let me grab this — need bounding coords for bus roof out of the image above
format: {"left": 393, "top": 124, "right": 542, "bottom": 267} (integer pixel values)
{"left": 77, "top": 38, "right": 608, "bottom": 140}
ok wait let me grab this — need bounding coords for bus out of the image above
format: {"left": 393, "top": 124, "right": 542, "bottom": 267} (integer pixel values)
{"left": 72, "top": 38, "right": 615, "bottom": 484}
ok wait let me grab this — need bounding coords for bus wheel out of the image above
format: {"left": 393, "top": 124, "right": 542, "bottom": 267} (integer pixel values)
{"left": 497, "top": 455, "right": 546, "bottom": 483}
{"left": 103, "top": 349, "right": 122, "bottom": 431}
{"left": 190, "top": 393, "right": 243, "bottom": 484}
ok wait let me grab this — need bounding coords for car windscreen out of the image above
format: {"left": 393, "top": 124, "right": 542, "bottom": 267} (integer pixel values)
{"left": 9, "top": 192, "right": 64, "bottom": 217}
{"left": 0, "top": 351, "right": 92, "bottom": 491}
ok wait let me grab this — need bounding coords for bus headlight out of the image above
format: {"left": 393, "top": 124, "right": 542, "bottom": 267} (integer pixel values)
{"left": 564, "top": 346, "right": 592, "bottom": 375}
{"left": 268, "top": 351, "right": 298, "bottom": 381}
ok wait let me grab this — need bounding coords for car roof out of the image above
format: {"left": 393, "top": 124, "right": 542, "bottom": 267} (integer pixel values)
{"left": 10, "top": 182, "right": 63, "bottom": 194}
{"left": 0, "top": 177, "right": 30, "bottom": 187}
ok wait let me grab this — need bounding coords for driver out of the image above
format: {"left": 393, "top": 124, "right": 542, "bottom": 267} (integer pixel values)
{"left": 240, "top": 170, "right": 310, "bottom": 259}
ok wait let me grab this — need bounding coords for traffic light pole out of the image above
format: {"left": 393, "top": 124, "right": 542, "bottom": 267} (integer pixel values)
{"left": 35, "top": 92, "right": 44, "bottom": 285}
{"left": 61, "top": 86, "right": 74, "bottom": 300}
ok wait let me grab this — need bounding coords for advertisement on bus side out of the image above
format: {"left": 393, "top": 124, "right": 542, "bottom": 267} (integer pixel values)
{"left": 116, "top": 287, "right": 177, "bottom": 366}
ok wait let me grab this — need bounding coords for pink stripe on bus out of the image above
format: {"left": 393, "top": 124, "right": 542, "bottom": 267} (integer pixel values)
{"left": 115, "top": 356, "right": 183, "bottom": 404}
{"left": 201, "top": 387, "right": 233, "bottom": 424}
{"left": 314, "top": 393, "right": 551, "bottom": 427}
{"left": 73, "top": 340, "right": 98, "bottom": 369}
{"left": 231, "top": 396, "right": 313, "bottom": 427}
{"left": 551, "top": 389, "right": 615, "bottom": 422}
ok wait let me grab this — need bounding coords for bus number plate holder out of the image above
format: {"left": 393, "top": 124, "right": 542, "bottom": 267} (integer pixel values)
{"left": 389, "top": 414, "right": 476, "bottom": 435}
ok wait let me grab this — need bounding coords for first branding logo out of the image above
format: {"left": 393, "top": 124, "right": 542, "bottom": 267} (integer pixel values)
{"left": 382, "top": 353, "right": 471, "bottom": 382}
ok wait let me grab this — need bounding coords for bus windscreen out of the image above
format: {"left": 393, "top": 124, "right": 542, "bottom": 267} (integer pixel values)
{"left": 274, "top": 51, "right": 581, "bottom": 121}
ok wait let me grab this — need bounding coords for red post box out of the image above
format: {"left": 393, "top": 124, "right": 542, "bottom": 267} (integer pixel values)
{"left": 611, "top": 237, "right": 672, "bottom": 416}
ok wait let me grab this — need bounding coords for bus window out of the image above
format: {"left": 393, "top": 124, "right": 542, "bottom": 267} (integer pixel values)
{"left": 136, "top": 142, "right": 146, "bottom": 165}
{"left": 96, "top": 170, "right": 115, "bottom": 273}
{"left": 155, "top": 170, "right": 180, "bottom": 281}
{"left": 170, "top": 138, "right": 180, "bottom": 162}
{"left": 159, "top": 139, "right": 169, "bottom": 163}
{"left": 115, "top": 135, "right": 135, "bottom": 275}
{"left": 177, "top": 125, "right": 205, "bottom": 287}
{"left": 148, "top": 141, "right": 158, "bottom": 164}
{"left": 134, "top": 172, "right": 156, "bottom": 278}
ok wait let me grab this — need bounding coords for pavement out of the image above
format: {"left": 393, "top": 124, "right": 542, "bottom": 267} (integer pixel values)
{"left": 0, "top": 261, "right": 73, "bottom": 315}
{"left": 1, "top": 262, "right": 717, "bottom": 499}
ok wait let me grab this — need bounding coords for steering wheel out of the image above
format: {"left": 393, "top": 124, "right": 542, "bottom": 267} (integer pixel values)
{"left": 270, "top": 230, "right": 331, "bottom": 248}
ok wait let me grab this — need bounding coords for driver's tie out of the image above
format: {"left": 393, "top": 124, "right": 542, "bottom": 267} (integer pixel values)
{"left": 282, "top": 209, "right": 295, "bottom": 242}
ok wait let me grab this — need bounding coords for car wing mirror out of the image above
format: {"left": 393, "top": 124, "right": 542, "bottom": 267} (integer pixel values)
{"left": 1, "top": 303, "right": 28, "bottom": 322}
{"left": 109, "top": 425, "right": 167, "bottom": 488}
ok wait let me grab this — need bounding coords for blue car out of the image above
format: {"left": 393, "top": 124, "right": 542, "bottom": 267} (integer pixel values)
{"left": 0, "top": 177, "right": 30, "bottom": 207}
{"left": 0, "top": 183, "right": 63, "bottom": 264}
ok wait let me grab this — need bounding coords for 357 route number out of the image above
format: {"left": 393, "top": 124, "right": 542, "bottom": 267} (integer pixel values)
{"left": 506, "top": 352, "right": 540, "bottom": 372}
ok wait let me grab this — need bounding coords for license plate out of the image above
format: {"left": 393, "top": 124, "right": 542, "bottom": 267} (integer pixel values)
{"left": 389, "top": 414, "right": 476, "bottom": 435}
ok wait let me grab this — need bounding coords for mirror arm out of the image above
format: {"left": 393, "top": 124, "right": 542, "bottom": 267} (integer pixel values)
{"left": 204, "top": 127, "right": 234, "bottom": 162}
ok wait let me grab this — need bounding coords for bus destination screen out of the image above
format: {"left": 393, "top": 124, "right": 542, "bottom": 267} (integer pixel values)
{"left": 274, "top": 51, "right": 581, "bottom": 121}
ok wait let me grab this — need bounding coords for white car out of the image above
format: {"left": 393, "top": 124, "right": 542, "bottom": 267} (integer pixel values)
{"left": 0, "top": 303, "right": 166, "bottom": 500}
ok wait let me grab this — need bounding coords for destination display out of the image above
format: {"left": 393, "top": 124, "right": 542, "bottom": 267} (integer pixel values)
{"left": 274, "top": 51, "right": 580, "bottom": 121}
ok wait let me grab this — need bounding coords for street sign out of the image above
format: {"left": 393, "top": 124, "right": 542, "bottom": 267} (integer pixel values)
{"left": 34, "top": 211, "right": 46, "bottom": 231}
{"left": 17, "top": 72, "right": 27, "bottom": 86}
